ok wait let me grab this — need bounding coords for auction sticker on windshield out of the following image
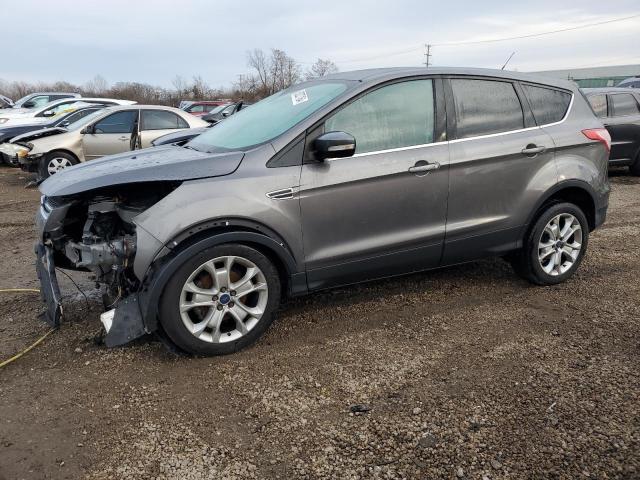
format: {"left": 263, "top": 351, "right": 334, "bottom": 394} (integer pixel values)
{"left": 291, "top": 89, "right": 309, "bottom": 106}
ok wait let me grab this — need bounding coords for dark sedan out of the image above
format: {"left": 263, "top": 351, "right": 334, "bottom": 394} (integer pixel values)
{"left": 584, "top": 87, "right": 640, "bottom": 175}
{"left": 201, "top": 101, "right": 251, "bottom": 124}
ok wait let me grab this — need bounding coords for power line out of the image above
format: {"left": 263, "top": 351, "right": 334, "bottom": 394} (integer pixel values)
{"left": 432, "top": 13, "right": 640, "bottom": 47}
{"left": 326, "top": 13, "right": 639, "bottom": 65}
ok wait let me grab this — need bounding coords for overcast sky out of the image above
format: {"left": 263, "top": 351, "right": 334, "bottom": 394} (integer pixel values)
{"left": 3, "top": 0, "right": 639, "bottom": 89}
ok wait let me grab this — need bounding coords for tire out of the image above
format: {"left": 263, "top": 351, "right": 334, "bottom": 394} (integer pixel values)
{"left": 510, "top": 202, "right": 589, "bottom": 285}
{"left": 629, "top": 154, "right": 640, "bottom": 176}
{"left": 39, "top": 151, "right": 78, "bottom": 180}
{"left": 158, "top": 243, "right": 281, "bottom": 355}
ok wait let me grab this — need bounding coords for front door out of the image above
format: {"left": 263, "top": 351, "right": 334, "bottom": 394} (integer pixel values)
{"left": 300, "top": 78, "right": 449, "bottom": 290}
{"left": 82, "top": 110, "right": 139, "bottom": 159}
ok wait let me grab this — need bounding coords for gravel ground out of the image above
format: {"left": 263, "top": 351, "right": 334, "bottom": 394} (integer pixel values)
{"left": 0, "top": 165, "right": 638, "bottom": 480}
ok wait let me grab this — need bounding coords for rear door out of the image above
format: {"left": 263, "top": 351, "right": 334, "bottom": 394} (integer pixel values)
{"left": 299, "top": 77, "right": 450, "bottom": 290}
{"left": 82, "top": 110, "right": 139, "bottom": 159}
{"left": 139, "top": 109, "right": 190, "bottom": 148}
{"left": 442, "top": 77, "right": 558, "bottom": 264}
{"left": 605, "top": 93, "right": 640, "bottom": 164}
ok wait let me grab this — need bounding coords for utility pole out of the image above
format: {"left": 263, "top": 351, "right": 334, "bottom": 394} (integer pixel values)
{"left": 423, "top": 44, "right": 432, "bottom": 67}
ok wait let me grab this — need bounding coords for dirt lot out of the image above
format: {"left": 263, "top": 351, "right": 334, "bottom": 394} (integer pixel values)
{"left": 0, "top": 165, "right": 638, "bottom": 480}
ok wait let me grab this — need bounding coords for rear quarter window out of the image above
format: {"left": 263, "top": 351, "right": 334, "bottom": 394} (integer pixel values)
{"left": 587, "top": 94, "right": 607, "bottom": 117}
{"left": 522, "top": 84, "right": 572, "bottom": 125}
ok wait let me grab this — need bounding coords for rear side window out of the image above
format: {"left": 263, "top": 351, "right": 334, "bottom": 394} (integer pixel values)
{"left": 142, "top": 110, "right": 189, "bottom": 130}
{"left": 522, "top": 84, "right": 571, "bottom": 125}
{"left": 610, "top": 94, "right": 640, "bottom": 116}
{"left": 94, "top": 111, "right": 138, "bottom": 134}
{"left": 450, "top": 79, "right": 523, "bottom": 138}
{"left": 587, "top": 94, "right": 608, "bottom": 117}
{"left": 325, "top": 79, "right": 434, "bottom": 154}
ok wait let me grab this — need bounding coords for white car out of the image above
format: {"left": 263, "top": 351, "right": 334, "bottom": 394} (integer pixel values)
{"left": 0, "top": 97, "right": 136, "bottom": 126}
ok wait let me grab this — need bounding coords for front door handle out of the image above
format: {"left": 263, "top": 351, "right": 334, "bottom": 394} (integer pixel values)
{"left": 408, "top": 161, "right": 440, "bottom": 174}
{"left": 118, "top": 136, "right": 129, "bottom": 141}
{"left": 521, "top": 144, "right": 546, "bottom": 156}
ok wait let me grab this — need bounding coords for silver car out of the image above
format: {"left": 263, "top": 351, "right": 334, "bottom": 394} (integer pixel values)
{"left": 35, "top": 68, "right": 610, "bottom": 356}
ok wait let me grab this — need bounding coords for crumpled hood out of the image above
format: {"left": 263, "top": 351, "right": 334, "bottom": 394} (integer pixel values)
{"left": 40, "top": 145, "right": 244, "bottom": 197}
{"left": 11, "top": 127, "right": 67, "bottom": 144}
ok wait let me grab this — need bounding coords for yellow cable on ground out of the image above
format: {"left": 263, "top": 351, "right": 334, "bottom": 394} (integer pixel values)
{"left": 0, "top": 288, "right": 57, "bottom": 369}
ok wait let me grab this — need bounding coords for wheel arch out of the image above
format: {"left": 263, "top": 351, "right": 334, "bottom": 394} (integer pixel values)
{"left": 524, "top": 180, "right": 597, "bottom": 235}
{"left": 45, "top": 149, "right": 80, "bottom": 162}
{"left": 137, "top": 223, "right": 307, "bottom": 333}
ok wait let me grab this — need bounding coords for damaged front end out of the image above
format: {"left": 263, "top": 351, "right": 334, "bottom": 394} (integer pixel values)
{"left": 35, "top": 182, "right": 178, "bottom": 345}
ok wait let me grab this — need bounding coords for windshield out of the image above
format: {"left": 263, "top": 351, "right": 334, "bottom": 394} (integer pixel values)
{"left": 188, "top": 82, "right": 349, "bottom": 152}
{"left": 208, "top": 105, "right": 228, "bottom": 115}
{"left": 65, "top": 109, "right": 107, "bottom": 131}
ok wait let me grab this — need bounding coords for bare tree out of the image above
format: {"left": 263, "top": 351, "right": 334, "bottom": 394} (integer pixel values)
{"left": 244, "top": 48, "right": 302, "bottom": 98}
{"left": 84, "top": 74, "right": 109, "bottom": 94}
{"left": 305, "top": 58, "right": 338, "bottom": 80}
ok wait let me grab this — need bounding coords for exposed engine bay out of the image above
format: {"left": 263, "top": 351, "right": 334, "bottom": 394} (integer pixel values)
{"left": 44, "top": 183, "right": 177, "bottom": 301}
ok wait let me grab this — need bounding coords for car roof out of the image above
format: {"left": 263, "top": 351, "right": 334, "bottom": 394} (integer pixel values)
{"left": 320, "top": 67, "right": 578, "bottom": 90}
{"left": 582, "top": 87, "right": 640, "bottom": 94}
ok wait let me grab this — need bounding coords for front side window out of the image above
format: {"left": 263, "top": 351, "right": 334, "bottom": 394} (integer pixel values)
{"left": 587, "top": 94, "right": 608, "bottom": 117}
{"left": 142, "top": 110, "right": 189, "bottom": 130}
{"left": 451, "top": 79, "right": 524, "bottom": 139}
{"left": 522, "top": 84, "right": 571, "bottom": 125}
{"left": 610, "top": 94, "right": 640, "bottom": 116}
{"left": 188, "top": 81, "right": 350, "bottom": 152}
{"left": 325, "top": 79, "right": 434, "bottom": 154}
{"left": 93, "top": 110, "right": 137, "bottom": 134}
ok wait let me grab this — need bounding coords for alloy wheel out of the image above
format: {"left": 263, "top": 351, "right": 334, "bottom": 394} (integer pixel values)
{"left": 537, "top": 213, "right": 583, "bottom": 276}
{"left": 179, "top": 255, "right": 269, "bottom": 343}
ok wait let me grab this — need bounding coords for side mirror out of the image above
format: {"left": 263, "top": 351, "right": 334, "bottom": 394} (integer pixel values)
{"left": 42, "top": 110, "right": 55, "bottom": 117}
{"left": 59, "top": 121, "right": 70, "bottom": 127}
{"left": 222, "top": 111, "right": 231, "bottom": 118}
{"left": 314, "top": 131, "right": 356, "bottom": 161}
{"left": 82, "top": 124, "right": 95, "bottom": 134}
{"left": 23, "top": 101, "right": 35, "bottom": 108}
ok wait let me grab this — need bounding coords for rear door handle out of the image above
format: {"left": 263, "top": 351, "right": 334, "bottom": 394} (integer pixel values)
{"left": 408, "top": 161, "right": 440, "bottom": 174}
{"left": 521, "top": 145, "right": 546, "bottom": 156}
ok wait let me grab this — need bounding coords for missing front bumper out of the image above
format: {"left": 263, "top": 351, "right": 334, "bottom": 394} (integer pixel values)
{"left": 35, "top": 243, "right": 63, "bottom": 327}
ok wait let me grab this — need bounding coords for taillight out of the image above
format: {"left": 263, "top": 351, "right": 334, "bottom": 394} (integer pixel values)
{"left": 582, "top": 128, "right": 611, "bottom": 153}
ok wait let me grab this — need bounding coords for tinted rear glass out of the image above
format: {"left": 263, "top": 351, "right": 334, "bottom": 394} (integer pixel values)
{"left": 522, "top": 84, "right": 571, "bottom": 125}
{"left": 451, "top": 79, "right": 524, "bottom": 139}
{"left": 610, "top": 94, "right": 640, "bottom": 116}
{"left": 587, "top": 94, "right": 607, "bottom": 117}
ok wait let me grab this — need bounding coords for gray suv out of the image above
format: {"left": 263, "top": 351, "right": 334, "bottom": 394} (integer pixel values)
{"left": 35, "top": 68, "right": 610, "bottom": 355}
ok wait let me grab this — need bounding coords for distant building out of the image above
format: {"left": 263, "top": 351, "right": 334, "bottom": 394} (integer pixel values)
{"left": 532, "top": 64, "right": 640, "bottom": 88}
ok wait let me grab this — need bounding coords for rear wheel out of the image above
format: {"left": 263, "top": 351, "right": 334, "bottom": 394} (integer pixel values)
{"left": 39, "top": 151, "right": 78, "bottom": 179}
{"left": 629, "top": 153, "right": 640, "bottom": 176}
{"left": 159, "top": 244, "right": 281, "bottom": 355}
{"left": 510, "top": 202, "right": 589, "bottom": 285}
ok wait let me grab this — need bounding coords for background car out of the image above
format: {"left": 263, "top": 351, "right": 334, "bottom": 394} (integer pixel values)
{"left": 584, "top": 87, "right": 640, "bottom": 174}
{"left": 0, "top": 105, "right": 105, "bottom": 165}
{"left": 0, "top": 92, "right": 80, "bottom": 111}
{"left": 0, "top": 97, "right": 135, "bottom": 126}
{"left": 616, "top": 76, "right": 640, "bottom": 89}
{"left": 179, "top": 100, "right": 231, "bottom": 116}
{"left": 14, "top": 104, "right": 208, "bottom": 178}
{"left": 151, "top": 125, "right": 211, "bottom": 146}
{"left": 0, "top": 94, "right": 13, "bottom": 108}
{"left": 201, "top": 101, "right": 251, "bottom": 124}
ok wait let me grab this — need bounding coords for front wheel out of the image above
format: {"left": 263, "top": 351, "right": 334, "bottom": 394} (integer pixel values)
{"left": 159, "top": 243, "right": 281, "bottom": 355}
{"left": 510, "top": 202, "right": 589, "bottom": 285}
{"left": 39, "top": 151, "right": 78, "bottom": 179}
